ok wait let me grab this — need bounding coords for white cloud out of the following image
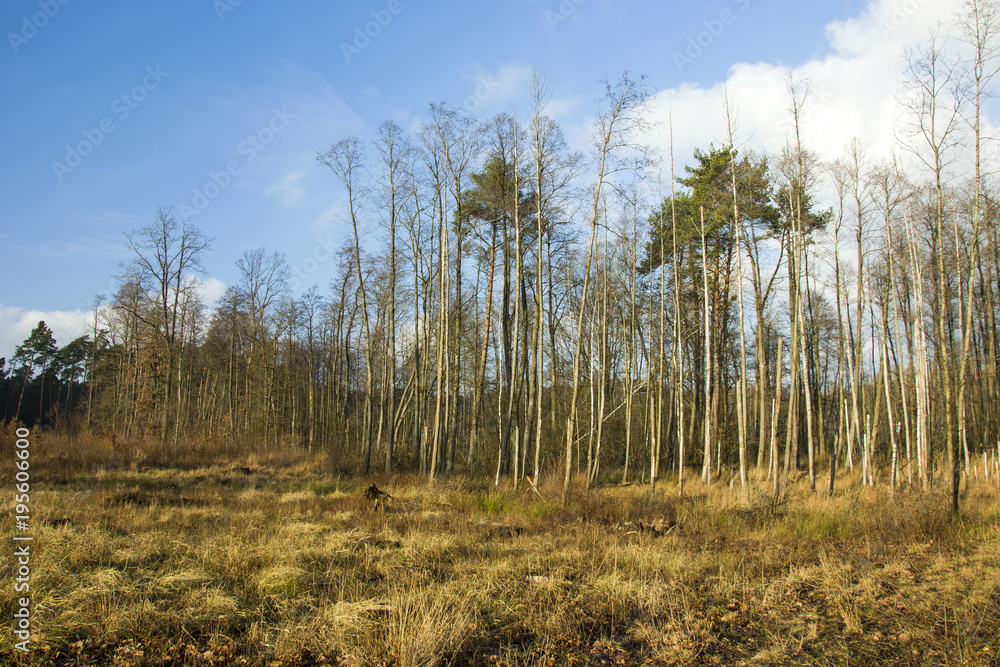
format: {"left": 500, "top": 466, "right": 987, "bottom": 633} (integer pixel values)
{"left": 543, "top": 95, "right": 583, "bottom": 120}
{"left": 0, "top": 306, "right": 95, "bottom": 361}
{"left": 195, "top": 277, "right": 228, "bottom": 306}
{"left": 631, "top": 0, "right": 991, "bottom": 310}
{"left": 826, "top": 0, "right": 956, "bottom": 58}
{"left": 0, "top": 277, "right": 228, "bottom": 361}
{"left": 644, "top": 0, "right": 972, "bottom": 180}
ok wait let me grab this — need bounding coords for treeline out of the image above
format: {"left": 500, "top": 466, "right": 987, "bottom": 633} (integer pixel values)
{"left": 7, "top": 4, "right": 1000, "bottom": 508}
{"left": 1, "top": 321, "right": 92, "bottom": 430}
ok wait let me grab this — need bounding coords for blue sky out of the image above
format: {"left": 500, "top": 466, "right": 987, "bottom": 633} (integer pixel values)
{"left": 0, "top": 0, "right": 980, "bottom": 357}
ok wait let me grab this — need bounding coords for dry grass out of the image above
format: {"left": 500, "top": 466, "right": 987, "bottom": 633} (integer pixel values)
{"left": 1, "top": 432, "right": 999, "bottom": 665}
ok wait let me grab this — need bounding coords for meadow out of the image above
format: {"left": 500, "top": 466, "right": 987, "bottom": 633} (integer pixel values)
{"left": 2, "top": 431, "right": 999, "bottom": 666}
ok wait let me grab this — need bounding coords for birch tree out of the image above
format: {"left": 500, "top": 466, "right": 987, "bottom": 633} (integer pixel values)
{"left": 563, "top": 72, "right": 648, "bottom": 501}
{"left": 318, "top": 138, "right": 376, "bottom": 472}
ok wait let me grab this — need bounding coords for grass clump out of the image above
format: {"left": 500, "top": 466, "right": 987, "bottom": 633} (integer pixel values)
{"left": 777, "top": 510, "right": 847, "bottom": 541}
{"left": 525, "top": 500, "right": 560, "bottom": 520}
{"left": 473, "top": 490, "right": 511, "bottom": 515}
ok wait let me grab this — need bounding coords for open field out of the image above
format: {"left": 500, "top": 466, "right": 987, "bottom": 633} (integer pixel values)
{"left": 2, "top": 439, "right": 1000, "bottom": 666}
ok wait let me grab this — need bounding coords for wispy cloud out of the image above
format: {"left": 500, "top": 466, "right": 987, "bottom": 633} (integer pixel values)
{"left": 19, "top": 239, "right": 126, "bottom": 259}
{"left": 266, "top": 169, "right": 307, "bottom": 207}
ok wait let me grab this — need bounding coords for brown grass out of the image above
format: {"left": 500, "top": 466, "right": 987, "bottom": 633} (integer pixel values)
{"left": 1, "top": 431, "right": 999, "bottom": 665}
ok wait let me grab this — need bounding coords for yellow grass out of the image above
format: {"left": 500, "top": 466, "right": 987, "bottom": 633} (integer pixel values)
{"left": 1, "top": 432, "right": 999, "bottom": 665}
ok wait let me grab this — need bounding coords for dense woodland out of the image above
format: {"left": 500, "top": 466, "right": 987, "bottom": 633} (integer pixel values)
{"left": 4, "top": 5, "right": 1000, "bottom": 511}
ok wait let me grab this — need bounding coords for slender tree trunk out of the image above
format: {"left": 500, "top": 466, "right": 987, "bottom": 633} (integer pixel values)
{"left": 724, "top": 94, "right": 749, "bottom": 495}
{"left": 700, "top": 207, "right": 713, "bottom": 485}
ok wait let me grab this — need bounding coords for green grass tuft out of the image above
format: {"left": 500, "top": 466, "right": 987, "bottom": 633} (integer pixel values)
{"left": 474, "top": 491, "right": 511, "bottom": 514}
{"left": 526, "top": 501, "right": 560, "bottom": 520}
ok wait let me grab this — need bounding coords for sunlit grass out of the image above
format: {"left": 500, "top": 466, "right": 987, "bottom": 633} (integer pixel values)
{"left": 0, "top": 437, "right": 998, "bottom": 665}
